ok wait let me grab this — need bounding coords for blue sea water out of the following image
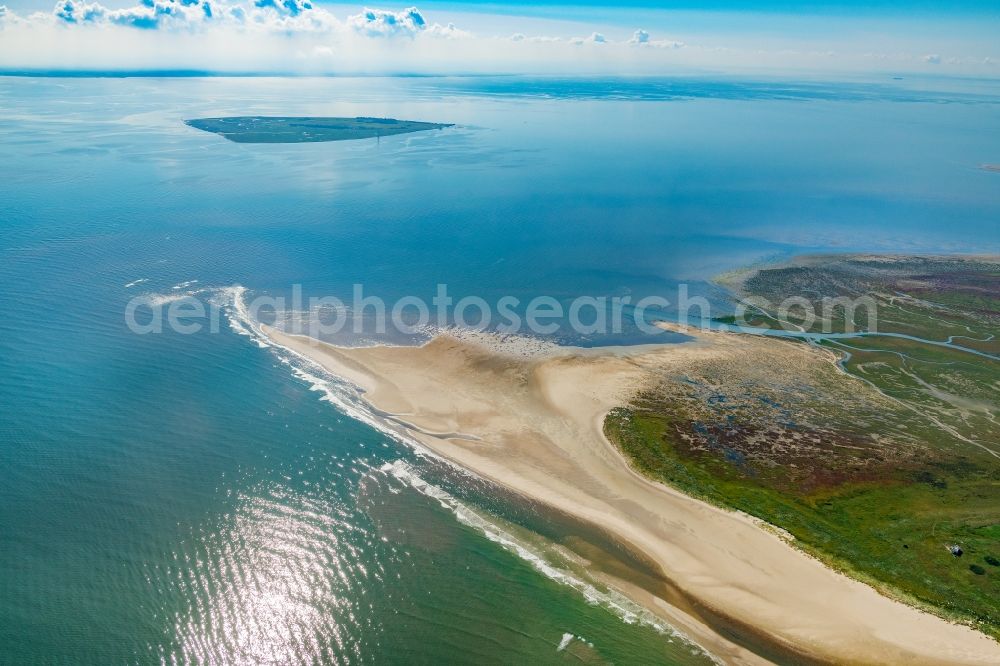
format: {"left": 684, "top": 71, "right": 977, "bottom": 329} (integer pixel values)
{"left": 1, "top": 75, "right": 999, "bottom": 663}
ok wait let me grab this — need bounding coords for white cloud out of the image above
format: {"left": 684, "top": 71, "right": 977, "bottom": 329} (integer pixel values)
{"left": 108, "top": 0, "right": 209, "bottom": 30}
{"left": 571, "top": 32, "right": 606, "bottom": 45}
{"left": 253, "top": 0, "right": 313, "bottom": 18}
{"left": 51, "top": 0, "right": 223, "bottom": 28}
{"left": 627, "top": 29, "right": 683, "bottom": 49}
{"left": 346, "top": 6, "right": 425, "bottom": 38}
{"left": 0, "top": 4, "right": 993, "bottom": 77}
{"left": 426, "top": 22, "right": 467, "bottom": 39}
{"left": 650, "top": 39, "right": 685, "bottom": 50}
{"left": 54, "top": 0, "right": 107, "bottom": 24}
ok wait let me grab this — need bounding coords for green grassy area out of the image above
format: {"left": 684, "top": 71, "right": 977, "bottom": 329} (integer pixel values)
{"left": 605, "top": 405, "right": 1000, "bottom": 638}
{"left": 732, "top": 257, "right": 999, "bottom": 340}
{"left": 729, "top": 256, "right": 1000, "bottom": 448}
{"left": 609, "top": 255, "right": 1000, "bottom": 638}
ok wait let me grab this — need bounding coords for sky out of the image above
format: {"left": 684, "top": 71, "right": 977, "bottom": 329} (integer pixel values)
{"left": 0, "top": 0, "right": 997, "bottom": 77}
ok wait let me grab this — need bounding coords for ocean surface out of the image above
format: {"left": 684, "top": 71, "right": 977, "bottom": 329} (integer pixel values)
{"left": 1, "top": 75, "right": 999, "bottom": 664}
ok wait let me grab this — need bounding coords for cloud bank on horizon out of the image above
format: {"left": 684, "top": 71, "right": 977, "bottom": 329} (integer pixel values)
{"left": 0, "top": 0, "right": 996, "bottom": 76}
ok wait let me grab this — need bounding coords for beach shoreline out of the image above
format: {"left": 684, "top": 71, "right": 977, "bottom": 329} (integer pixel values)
{"left": 261, "top": 324, "right": 1000, "bottom": 665}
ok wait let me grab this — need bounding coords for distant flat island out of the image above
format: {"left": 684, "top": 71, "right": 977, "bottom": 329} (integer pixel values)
{"left": 185, "top": 116, "right": 453, "bottom": 143}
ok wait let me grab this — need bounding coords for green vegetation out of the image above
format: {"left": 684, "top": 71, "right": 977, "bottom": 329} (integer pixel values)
{"left": 608, "top": 255, "right": 1000, "bottom": 637}
{"left": 731, "top": 256, "right": 999, "bottom": 345}
{"left": 185, "top": 116, "right": 453, "bottom": 143}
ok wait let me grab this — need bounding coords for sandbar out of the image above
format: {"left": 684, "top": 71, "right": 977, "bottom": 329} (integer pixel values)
{"left": 262, "top": 325, "right": 1000, "bottom": 665}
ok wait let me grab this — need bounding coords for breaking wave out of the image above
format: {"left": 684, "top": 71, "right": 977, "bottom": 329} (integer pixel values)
{"left": 210, "top": 284, "right": 716, "bottom": 663}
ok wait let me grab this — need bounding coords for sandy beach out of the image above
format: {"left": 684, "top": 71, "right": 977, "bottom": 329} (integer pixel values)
{"left": 263, "top": 325, "right": 1000, "bottom": 665}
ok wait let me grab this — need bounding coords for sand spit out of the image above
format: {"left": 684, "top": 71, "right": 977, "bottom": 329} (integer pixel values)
{"left": 262, "top": 325, "right": 1000, "bottom": 665}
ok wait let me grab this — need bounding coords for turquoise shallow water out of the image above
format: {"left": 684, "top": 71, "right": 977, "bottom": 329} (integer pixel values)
{"left": 1, "top": 75, "right": 999, "bottom": 664}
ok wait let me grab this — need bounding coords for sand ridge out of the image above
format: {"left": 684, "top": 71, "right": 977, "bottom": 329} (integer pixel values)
{"left": 262, "top": 325, "right": 1000, "bottom": 666}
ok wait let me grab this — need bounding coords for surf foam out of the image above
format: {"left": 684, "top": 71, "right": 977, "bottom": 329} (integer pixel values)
{"left": 379, "top": 459, "right": 714, "bottom": 660}
{"left": 215, "top": 285, "right": 718, "bottom": 663}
